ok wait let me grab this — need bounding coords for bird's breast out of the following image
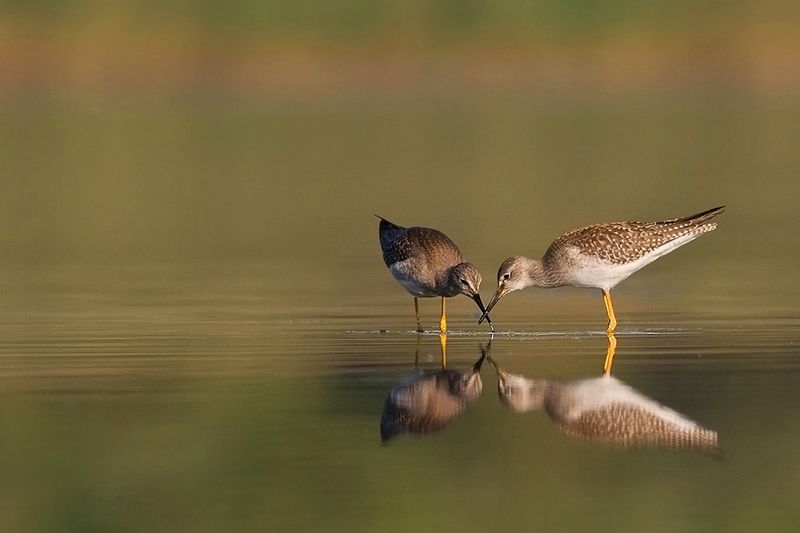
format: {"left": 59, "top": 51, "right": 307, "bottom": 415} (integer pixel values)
{"left": 389, "top": 261, "right": 438, "bottom": 297}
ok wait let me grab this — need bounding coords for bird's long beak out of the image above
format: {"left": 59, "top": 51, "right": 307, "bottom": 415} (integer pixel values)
{"left": 471, "top": 294, "right": 494, "bottom": 332}
{"left": 472, "top": 351, "right": 487, "bottom": 372}
{"left": 485, "top": 355, "right": 509, "bottom": 381}
{"left": 478, "top": 286, "right": 509, "bottom": 324}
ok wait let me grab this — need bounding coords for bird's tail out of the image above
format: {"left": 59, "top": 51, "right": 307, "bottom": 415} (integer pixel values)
{"left": 678, "top": 205, "right": 726, "bottom": 227}
{"left": 376, "top": 215, "right": 405, "bottom": 249}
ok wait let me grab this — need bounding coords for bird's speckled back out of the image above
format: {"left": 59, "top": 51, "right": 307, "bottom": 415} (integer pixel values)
{"left": 379, "top": 220, "right": 463, "bottom": 271}
{"left": 544, "top": 206, "right": 724, "bottom": 265}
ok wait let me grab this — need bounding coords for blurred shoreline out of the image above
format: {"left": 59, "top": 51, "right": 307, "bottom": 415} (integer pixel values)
{"left": 1, "top": 23, "right": 799, "bottom": 102}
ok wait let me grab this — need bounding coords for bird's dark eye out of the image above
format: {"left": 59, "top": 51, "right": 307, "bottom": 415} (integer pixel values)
{"left": 503, "top": 273, "right": 510, "bottom": 280}
{"left": 460, "top": 278, "right": 468, "bottom": 285}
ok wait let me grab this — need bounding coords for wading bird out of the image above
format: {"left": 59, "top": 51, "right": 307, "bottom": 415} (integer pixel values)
{"left": 379, "top": 217, "right": 493, "bottom": 332}
{"left": 480, "top": 206, "right": 724, "bottom": 332}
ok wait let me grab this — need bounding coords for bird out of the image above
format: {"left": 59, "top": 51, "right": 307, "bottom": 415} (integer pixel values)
{"left": 486, "top": 357, "right": 722, "bottom": 457}
{"left": 479, "top": 206, "right": 725, "bottom": 333}
{"left": 380, "top": 348, "right": 486, "bottom": 442}
{"left": 378, "top": 216, "right": 493, "bottom": 332}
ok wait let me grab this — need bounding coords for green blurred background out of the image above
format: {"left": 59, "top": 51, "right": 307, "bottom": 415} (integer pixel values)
{"left": 1, "top": 0, "right": 799, "bottom": 266}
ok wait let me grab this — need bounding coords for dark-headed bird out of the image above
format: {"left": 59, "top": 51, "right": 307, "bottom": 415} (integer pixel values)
{"left": 378, "top": 217, "right": 493, "bottom": 332}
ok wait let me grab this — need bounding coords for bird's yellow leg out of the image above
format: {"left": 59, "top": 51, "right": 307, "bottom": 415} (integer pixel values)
{"left": 414, "top": 298, "right": 423, "bottom": 333}
{"left": 602, "top": 290, "right": 617, "bottom": 334}
{"left": 439, "top": 333, "right": 447, "bottom": 368}
{"left": 414, "top": 334, "right": 421, "bottom": 367}
{"left": 439, "top": 297, "right": 447, "bottom": 333}
{"left": 603, "top": 333, "right": 617, "bottom": 374}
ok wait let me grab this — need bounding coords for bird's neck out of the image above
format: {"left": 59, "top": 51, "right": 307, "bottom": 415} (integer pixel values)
{"left": 504, "top": 378, "right": 551, "bottom": 412}
{"left": 521, "top": 257, "right": 560, "bottom": 289}
{"left": 439, "top": 262, "right": 469, "bottom": 297}
{"left": 437, "top": 267, "right": 460, "bottom": 297}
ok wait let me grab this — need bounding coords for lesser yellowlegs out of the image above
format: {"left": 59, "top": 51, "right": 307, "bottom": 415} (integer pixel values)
{"left": 380, "top": 347, "right": 486, "bottom": 442}
{"left": 378, "top": 216, "right": 493, "bottom": 332}
{"left": 486, "top": 357, "right": 721, "bottom": 456}
{"left": 479, "top": 206, "right": 725, "bottom": 332}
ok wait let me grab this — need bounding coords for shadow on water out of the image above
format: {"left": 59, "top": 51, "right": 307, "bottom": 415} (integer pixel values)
{"left": 486, "top": 339, "right": 723, "bottom": 459}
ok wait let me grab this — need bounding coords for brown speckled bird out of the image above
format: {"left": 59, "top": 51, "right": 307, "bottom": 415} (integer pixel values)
{"left": 479, "top": 206, "right": 725, "bottom": 332}
{"left": 487, "top": 357, "right": 722, "bottom": 457}
{"left": 378, "top": 216, "right": 493, "bottom": 332}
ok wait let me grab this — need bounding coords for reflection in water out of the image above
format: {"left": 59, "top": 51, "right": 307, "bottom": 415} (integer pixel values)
{"left": 603, "top": 333, "right": 617, "bottom": 374}
{"left": 487, "top": 356, "right": 722, "bottom": 457}
{"left": 380, "top": 339, "right": 485, "bottom": 442}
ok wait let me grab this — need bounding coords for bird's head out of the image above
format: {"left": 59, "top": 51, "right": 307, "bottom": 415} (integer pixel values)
{"left": 478, "top": 256, "right": 529, "bottom": 323}
{"left": 448, "top": 262, "right": 482, "bottom": 299}
{"left": 447, "top": 263, "right": 492, "bottom": 329}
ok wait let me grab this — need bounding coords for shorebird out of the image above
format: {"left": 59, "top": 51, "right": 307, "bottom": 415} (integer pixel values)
{"left": 380, "top": 348, "right": 486, "bottom": 442}
{"left": 479, "top": 206, "right": 724, "bottom": 332}
{"left": 487, "top": 357, "right": 722, "bottom": 457}
{"left": 378, "top": 216, "right": 493, "bottom": 332}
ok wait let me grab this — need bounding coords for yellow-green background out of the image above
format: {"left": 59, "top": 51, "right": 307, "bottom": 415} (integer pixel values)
{"left": 1, "top": 1, "right": 799, "bottom": 532}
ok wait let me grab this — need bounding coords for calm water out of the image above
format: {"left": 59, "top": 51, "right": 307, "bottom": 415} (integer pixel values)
{"left": 1, "top": 102, "right": 800, "bottom": 531}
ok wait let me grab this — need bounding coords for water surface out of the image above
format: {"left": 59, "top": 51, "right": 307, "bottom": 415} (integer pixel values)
{"left": 1, "top": 103, "right": 799, "bottom": 531}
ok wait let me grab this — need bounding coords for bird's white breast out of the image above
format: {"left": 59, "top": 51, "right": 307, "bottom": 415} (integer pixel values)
{"left": 564, "top": 232, "right": 703, "bottom": 290}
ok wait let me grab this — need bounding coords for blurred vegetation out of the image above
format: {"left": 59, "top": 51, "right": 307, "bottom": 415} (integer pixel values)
{"left": 2, "top": 0, "right": 798, "bottom": 38}
{"left": 1, "top": 0, "right": 799, "bottom": 101}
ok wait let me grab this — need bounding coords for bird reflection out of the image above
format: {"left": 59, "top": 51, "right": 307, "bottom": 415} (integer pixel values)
{"left": 381, "top": 338, "right": 486, "bottom": 442}
{"left": 487, "top": 356, "right": 722, "bottom": 457}
{"left": 603, "top": 332, "right": 616, "bottom": 374}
